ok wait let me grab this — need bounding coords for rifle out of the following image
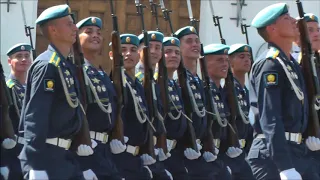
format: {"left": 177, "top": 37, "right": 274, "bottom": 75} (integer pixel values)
{"left": 21, "top": 1, "right": 36, "bottom": 59}
{"left": 186, "top": 0, "right": 217, "bottom": 155}
{"left": 0, "top": 62, "right": 15, "bottom": 141}
{"left": 160, "top": 0, "right": 198, "bottom": 152}
{"left": 109, "top": 0, "right": 126, "bottom": 143}
{"left": 210, "top": 3, "right": 240, "bottom": 151}
{"left": 240, "top": 23, "right": 254, "bottom": 74}
{"left": 149, "top": 0, "right": 169, "bottom": 155}
{"left": 135, "top": 0, "right": 156, "bottom": 158}
{"left": 296, "top": 0, "right": 320, "bottom": 138}
{"left": 66, "top": 1, "right": 93, "bottom": 150}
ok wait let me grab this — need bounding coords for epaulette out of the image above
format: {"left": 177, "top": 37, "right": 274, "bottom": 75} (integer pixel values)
{"left": 153, "top": 72, "right": 158, "bottom": 80}
{"left": 135, "top": 72, "right": 144, "bottom": 83}
{"left": 49, "top": 52, "right": 61, "bottom": 67}
{"left": 6, "top": 79, "right": 15, "bottom": 88}
{"left": 266, "top": 47, "right": 280, "bottom": 60}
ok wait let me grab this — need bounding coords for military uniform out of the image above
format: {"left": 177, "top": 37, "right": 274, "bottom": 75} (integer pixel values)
{"left": 248, "top": 3, "right": 319, "bottom": 179}
{"left": 19, "top": 5, "right": 85, "bottom": 179}
{"left": 175, "top": 26, "right": 215, "bottom": 180}
{"left": 110, "top": 34, "right": 152, "bottom": 180}
{"left": 0, "top": 43, "right": 31, "bottom": 180}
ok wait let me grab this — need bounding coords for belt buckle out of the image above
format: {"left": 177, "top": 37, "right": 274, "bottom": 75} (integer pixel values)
{"left": 297, "top": 134, "right": 302, "bottom": 144}
{"left": 100, "top": 132, "right": 109, "bottom": 144}
{"left": 127, "top": 145, "right": 140, "bottom": 156}
{"left": 213, "top": 139, "right": 220, "bottom": 148}
{"left": 153, "top": 136, "right": 157, "bottom": 146}
{"left": 239, "top": 139, "right": 246, "bottom": 148}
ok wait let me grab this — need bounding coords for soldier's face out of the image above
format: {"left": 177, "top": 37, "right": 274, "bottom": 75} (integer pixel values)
{"left": 149, "top": 41, "right": 162, "bottom": 66}
{"left": 180, "top": 34, "right": 201, "bottom": 60}
{"left": 273, "top": 14, "right": 297, "bottom": 39}
{"left": 164, "top": 46, "right": 181, "bottom": 70}
{"left": 121, "top": 44, "right": 140, "bottom": 70}
{"left": 79, "top": 26, "right": 102, "bottom": 52}
{"left": 51, "top": 15, "right": 78, "bottom": 45}
{"left": 307, "top": 22, "right": 320, "bottom": 50}
{"left": 206, "top": 54, "right": 229, "bottom": 80}
{"left": 8, "top": 51, "right": 32, "bottom": 73}
{"left": 230, "top": 52, "right": 251, "bottom": 73}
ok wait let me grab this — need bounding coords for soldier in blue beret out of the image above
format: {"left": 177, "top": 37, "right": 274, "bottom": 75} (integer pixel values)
{"left": 174, "top": 26, "right": 215, "bottom": 180}
{"left": 19, "top": 4, "right": 95, "bottom": 180}
{"left": 109, "top": 33, "right": 153, "bottom": 180}
{"left": 76, "top": 16, "right": 123, "bottom": 179}
{"left": 161, "top": 37, "right": 202, "bottom": 179}
{"left": 249, "top": 3, "right": 320, "bottom": 180}
{"left": 0, "top": 43, "right": 32, "bottom": 180}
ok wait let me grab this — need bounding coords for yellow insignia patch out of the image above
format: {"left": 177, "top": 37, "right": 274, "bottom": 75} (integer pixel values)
{"left": 126, "top": 37, "right": 131, "bottom": 43}
{"left": 190, "top": 27, "right": 195, "bottom": 32}
{"left": 244, "top": 46, "right": 248, "bottom": 52}
{"left": 21, "top": 46, "right": 25, "bottom": 51}
{"left": 151, "top": 33, "right": 156, "bottom": 40}
{"left": 265, "top": 72, "right": 278, "bottom": 87}
{"left": 91, "top": 17, "right": 96, "bottom": 24}
{"left": 44, "top": 79, "right": 54, "bottom": 92}
{"left": 267, "top": 74, "right": 275, "bottom": 82}
{"left": 171, "top": 39, "right": 175, "bottom": 44}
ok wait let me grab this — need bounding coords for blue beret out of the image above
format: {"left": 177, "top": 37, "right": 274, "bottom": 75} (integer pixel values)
{"left": 138, "top": 31, "right": 164, "bottom": 44}
{"left": 174, "top": 26, "right": 198, "bottom": 39}
{"left": 228, "top": 44, "right": 251, "bottom": 55}
{"left": 298, "top": 13, "right": 319, "bottom": 23}
{"left": 36, "top": 4, "right": 72, "bottom": 25}
{"left": 204, "top": 44, "right": 230, "bottom": 55}
{"left": 120, "top": 34, "right": 139, "bottom": 47}
{"left": 7, "top": 43, "right": 32, "bottom": 56}
{"left": 163, "top": 37, "right": 180, "bottom": 47}
{"left": 251, "top": 3, "right": 288, "bottom": 28}
{"left": 77, "top": 17, "right": 102, "bottom": 29}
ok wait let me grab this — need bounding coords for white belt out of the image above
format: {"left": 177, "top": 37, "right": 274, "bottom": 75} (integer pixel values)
{"left": 166, "top": 139, "right": 177, "bottom": 152}
{"left": 126, "top": 144, "right": 140, "bottom": 156}
{"left": 90, "top": 131, "right": 109, "bottom": 144}
{"left": 213, "top": 139, "right": 220, "bottom": 148}
{"left": 239, "top": 139, "right": 246, "bottom": 148}
{"left": 45, "top": 138, "right": 72, "bottom": 150}
{"left": 256, "top": 132, "right": 302, "bottom": 144}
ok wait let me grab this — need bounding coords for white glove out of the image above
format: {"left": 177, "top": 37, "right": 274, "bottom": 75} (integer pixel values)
{"left": 164, "top": 169, "right": 173, "bottom": 180}
{"left": 154, "top": 148, "right": 159, "bottom": 156}
{"left": 143, "top": 166, "right": 153, "bottom": 179}
{"left": 124, "top": 136, "right": 129, "bottom": 143}
{"left": 29, "top": 170, "right": 49, "bottom": 180}
{"left": 226, "top": 147, "right": 242, "bottom": 158}
{"left": 110, "top": 139, "right": 126, "bottom": 154}
{"left": 279, "top": 168, "right": 302, "bottom": 180}
{"left": 1, "top": 138, "right": 16, "bottom": 149}
{"left": 227, "top": 166, "right": 232, "bottom": 175}
{"left": 306, "top": 136, "right": 320, "bottom": 151}
{"left": 91, "top": 139, "right": 97, "bottom": 149}
{"left": 197, "top": 142, "right": 202, "bottom": 151}
{"left": 184, "top": 148, "right": 201, "bottom": 160}
{"left": 77, "top": 144, "right": 94, "bottom": 156}
{"left": 140, "top": 154, "right": 156, "bottom": 165}
{"left": 0, "top": 166, "right": 9, "bottom": 180}
{"left": 214, "top": 147, "right": 219, "bottom": 155}
{"left": 158, "top": 148, "right": 171, "bottom": 161}
{"left": 83, "top": 169, "right": 98, "bottom": 180}
{"left": 202, "top": 151, "right": 217, "bottom": 162}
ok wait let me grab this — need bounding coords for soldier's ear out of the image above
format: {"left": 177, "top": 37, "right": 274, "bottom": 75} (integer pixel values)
{"left": 8, "top": 58, "right": 12, "bottom": 66}
{"left": 109, "top": 51, "right": 113, "bottom": 60}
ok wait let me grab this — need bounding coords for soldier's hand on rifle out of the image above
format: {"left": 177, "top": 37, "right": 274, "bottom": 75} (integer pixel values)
{"left": 29, "top": 170, "right": 49, "bottom": 180}
{"left": 226, "top": 147, "right": 242, "bottom": 158}
{"left": 140, "top": 154, "right": 156, "bottom": 165}
{"left": 0, "top": 166, "right": 9, "bottom": 180}
{"left": 77, "top": 144, "right": 94, "bottom": 156}
{"left": 305, "top": 136, "right": 320, "bottom": 151}
{"left": 157, "top": 148, "right": 171, "bottom": 161}
{"left": 1, "top": 138, "right": 16, "bottom": 149}
{"left": 110, "top": 139, "right": 127, "bottom": 154}
{"left": 202, "top": 151, "right": 217, "bottom": 162}
{"left": 184, "top": 148, "right": 201, "bottom": 160}
{"left": 279, "top": 168, "right": 302, "bottom": 180}
{"left": 83, "top": 169, "right": 98, "bottom": 180}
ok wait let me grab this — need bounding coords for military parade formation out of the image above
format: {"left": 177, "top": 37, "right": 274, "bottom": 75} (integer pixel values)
{"left": 0, "top": 0, "right": 320, "bottom": 179}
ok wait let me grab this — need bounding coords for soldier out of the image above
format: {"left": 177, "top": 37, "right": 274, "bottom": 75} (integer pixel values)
{"left": 136, "top": 31, "right": 173, "bottom": 180}
{"left": 161, "top": 37, "right": 201, "bottom": 179}
{"left": 248, "top": 3, "right": 319, "bottom": 180}
{"left": 19, "top": 5, "right": 94, "bottom": 179}
{"left": 0, "top": 43, "right": 32, "bottom": 180}
{"left": 174, "top": 26, "right": 215, "bottom": 179}
{"left": 228, "top": 44, "right": 254, "bottom": 155}
{"left": 76, "top": 16, "right": 123, "bottom": 179}
{"left": 109, "top": 33, "right": 152, "bottom": 180}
